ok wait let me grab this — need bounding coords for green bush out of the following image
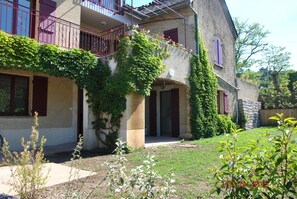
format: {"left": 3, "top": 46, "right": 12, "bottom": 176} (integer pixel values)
{"left": 216, "top": 114, "right": 236, "bottom": 135}
{"left": 213, "top": 114, "right": 297, "bottom": 198}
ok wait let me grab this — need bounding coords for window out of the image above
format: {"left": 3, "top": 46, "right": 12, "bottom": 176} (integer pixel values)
{"left": 217, "top": 90, "right": 229, "bottom": 115}
{"left": 213, "top": 37, "right": 223, "bottom": 67}
{"left": 0, "top": 0, "right": 32, "bottom": 37}
{"left": 0, "top": 74, "right": 29, "bottom": 116}
{"left": 164, "top": 28, "right": 178, "bottom": 44}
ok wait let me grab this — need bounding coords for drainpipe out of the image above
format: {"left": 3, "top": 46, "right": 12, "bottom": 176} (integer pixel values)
{"left": 188, "top": 1, "right": 199, "bottom": 55}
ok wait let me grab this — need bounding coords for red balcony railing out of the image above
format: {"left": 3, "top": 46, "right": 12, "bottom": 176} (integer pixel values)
{"left": 0, "top": 1, "right": 127, "bottom": 57}
{"left": 82, "top": 0, "right": 121, "bottom": 14}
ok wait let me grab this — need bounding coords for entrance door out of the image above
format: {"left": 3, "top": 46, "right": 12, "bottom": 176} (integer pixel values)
{"left": 149, "top": 90, "right": 157, "bottom": 136}
{"left": 160, "top": 89, "right": 180, "bottom": 137}
{"left": 77, "top": 88, "right": 83, "bottom": 142}
{"left": 160, "top": 91, "right": 171, "bottom": 136}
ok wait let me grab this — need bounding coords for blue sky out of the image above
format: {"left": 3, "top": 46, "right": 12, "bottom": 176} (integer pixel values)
{"left": 128, "top": 0, "right": 297, "bottom": 70}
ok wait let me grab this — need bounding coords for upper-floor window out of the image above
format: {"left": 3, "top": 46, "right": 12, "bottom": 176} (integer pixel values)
{"left": 164, "top": 28, "right": 178, "bottom": 44}
{"left": 213, "top": 37, "right": 223, "bottom": 67}
{"left": 0, "top": 0, "right": 32, "bottom": 37}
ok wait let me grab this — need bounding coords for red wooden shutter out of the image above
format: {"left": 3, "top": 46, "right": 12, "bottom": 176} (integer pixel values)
{"left": 39, "top": 0, "right": 56, "bottom": 44}
{"left": 224, "top": 92, "right": 229, "bottom": 115}
{"left": 164, "top": 28, "right": 178, "bottom": 43}
{"left": 217, "top": 91, "right": 220, "bottom": 114}
{"left": 171, "top": 88, "right": 180, "bottom": 137}
{"left": 149, "top": 90, "right": 157, "bottom": 136}
{"left": 32, "top": 76, "right": 48, "bottom": 116}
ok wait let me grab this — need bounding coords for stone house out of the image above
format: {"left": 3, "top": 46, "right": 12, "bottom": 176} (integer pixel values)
{"left": 0, "top": 0, "right": 237, "bottom": 151}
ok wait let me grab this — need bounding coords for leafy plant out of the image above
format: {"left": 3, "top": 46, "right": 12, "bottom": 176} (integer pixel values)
{"left": 213, "top": 114, "right": 297, "bottom": 198}
{"left": 1, "top": 112, "right": 49, "bottom": 199}
{"left": 216, "top": 114, "right": 236, "bottom": 135}
{"left": 105, "top": 139, "right": 175, "bottom": 198}
{"left": 189, "top": 33, "right": 218, "bottom": 139}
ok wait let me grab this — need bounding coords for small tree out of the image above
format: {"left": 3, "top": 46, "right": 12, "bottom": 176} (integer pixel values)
{"left": 2, "top": 112, "right": 49, "bottom": 199}
{"left": 234, "top": 18, "right": 270, "bottom": 76}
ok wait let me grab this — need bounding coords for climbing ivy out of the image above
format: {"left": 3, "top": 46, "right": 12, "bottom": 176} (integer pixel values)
{"left": 0, "top": 29, "right": 167, "bottom": 148}
{"left": 189, "top": 34, "right": 218, "bottom": 139}
{"left": 94, "top": 29, "right": 168, "bottom": 147}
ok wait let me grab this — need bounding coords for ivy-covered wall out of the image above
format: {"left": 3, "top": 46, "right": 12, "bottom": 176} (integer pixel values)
{"left": 189, "top": 35, "right": 219, "bottom": 139}
{"left": 0, "top": 29, "right": 168, "bottom": 148}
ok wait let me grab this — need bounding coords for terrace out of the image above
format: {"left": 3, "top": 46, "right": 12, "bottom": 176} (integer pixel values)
{"left": 0, "top": 0, "right": 127, "bottom": 57}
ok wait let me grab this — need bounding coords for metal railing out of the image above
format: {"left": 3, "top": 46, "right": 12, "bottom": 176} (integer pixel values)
{"left": 82, "top": 0, "right": 121, "bottom": 14}
{"left": 0, "top": 1, "right": 127, "bottom": 57}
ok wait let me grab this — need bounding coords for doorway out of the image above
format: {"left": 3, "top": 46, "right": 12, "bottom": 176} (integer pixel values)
{"left": 77, "top": 88, "right": 83, "bottom": 142}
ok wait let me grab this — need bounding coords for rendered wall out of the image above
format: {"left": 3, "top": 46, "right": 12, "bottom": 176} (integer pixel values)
{"left": 237, "top": 78, "right": 259, "bottom": 102}
{"left": 0, "top": 70, "right": 77, "bottom": 151}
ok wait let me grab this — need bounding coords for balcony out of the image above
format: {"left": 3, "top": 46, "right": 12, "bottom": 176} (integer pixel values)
{"left": 81, "top": 0, "right": 122, "bottom": 16}
{"left": 0, "top": 1, "right": 127, "bottom": 57}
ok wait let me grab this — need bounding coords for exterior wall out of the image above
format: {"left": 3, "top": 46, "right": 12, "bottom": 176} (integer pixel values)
{"left": 237, "top": 78, "right": 259, "bottom": 102}
{"left": 238, "top": 99, "right": 261, "bottom": 130}
{"left": 0, "top": 70, "right": 77, "bottom": 151}
{"left": 193, "top": 0, "right": 237, "bottom": 116}
{"left": 193, "top": 0, "right": 236, "bottom": 86}
{"left": 141, "top": 7, "right": 192, "bottom": 50}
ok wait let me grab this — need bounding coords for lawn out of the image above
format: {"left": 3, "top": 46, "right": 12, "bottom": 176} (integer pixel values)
{"left": 43, "top": 127, "right": 279, "bottom": 198}
{"left": 125, "top": 127, "right": 278, "bottom": 198}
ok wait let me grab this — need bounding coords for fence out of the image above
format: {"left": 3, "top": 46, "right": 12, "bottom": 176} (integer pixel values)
{"left": 259, "top": 108, "right": 297, "bottom": 126}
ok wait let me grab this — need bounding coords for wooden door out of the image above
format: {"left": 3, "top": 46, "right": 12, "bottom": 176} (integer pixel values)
{"left": 149, "top": 90, "right": 157, "bottom": 136}
{"left": 171, "top": 88, "right": 180, "bottom": 137}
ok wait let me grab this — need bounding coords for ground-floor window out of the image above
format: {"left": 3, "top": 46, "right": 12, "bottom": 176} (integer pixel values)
{"left": 217, "top": 90, "right": 229, "bottom": 115}
{"left": 0, "top": 73, "right": 29, "bottom": 116}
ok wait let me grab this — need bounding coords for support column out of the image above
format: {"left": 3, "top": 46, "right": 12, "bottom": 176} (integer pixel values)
{"left": 125, "top": 92, "right": 145, "bottom": 148}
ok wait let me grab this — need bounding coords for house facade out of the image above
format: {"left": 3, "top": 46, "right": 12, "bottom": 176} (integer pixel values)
{"left": 0, "top": 0, "right": 237, "bottom": 151}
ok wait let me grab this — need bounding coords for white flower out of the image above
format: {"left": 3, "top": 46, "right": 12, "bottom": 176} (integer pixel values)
{"left": 219, "top": 155, "right": 224, "bottom": 159}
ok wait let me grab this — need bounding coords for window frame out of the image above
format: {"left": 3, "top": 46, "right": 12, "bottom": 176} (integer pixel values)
{"left": 0, "top": 73, "right": 29, "bottom": 116}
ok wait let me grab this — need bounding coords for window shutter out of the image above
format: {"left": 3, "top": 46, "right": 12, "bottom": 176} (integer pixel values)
{"left": 32, "top": 76, "right": 48, "bottom": 116}
{"left": 164, "top": 28, "right": 178, "bottom": 43}
{"left": 224, "top": 92, "right": 229, "bottom": 115}
{"left": 218, "top": 38, "right": 223, "bottom": 66}
{"left": 39, "top": 0, "right": 56, "bottom": 44}
{"left": 217, "top": 91, "right": 220, "bottom": 114}
{"left": 213, "top": 38, "right": 219, "bottom": 65}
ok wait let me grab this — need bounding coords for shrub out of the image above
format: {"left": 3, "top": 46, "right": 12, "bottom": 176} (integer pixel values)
{"left": 1, "top": 112, "right": 49, "bottom": 199}
{"left": 216, "top": 114, "right": 236, "bottom": 135}
{"left": 105, "top": 139, "right": 175, "bottom": 198}
{"left": 213, "top": 114, "right": 297, "bottom": 198}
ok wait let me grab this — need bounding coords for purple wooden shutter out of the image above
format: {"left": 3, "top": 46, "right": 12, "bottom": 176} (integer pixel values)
{"left": 213, "top": 38, "right": 218, "bottom": 65}
{"left": 32, "top": 76, "right": 48, "bottom": 116}
{"left": 218, "top": 38, "right": 223, "bottom": 66}
{"left": 39, "top": 0, "right": 56, "bottom": 44}
{"left": 224, "top": 92, "right": 229, "bottom": 115}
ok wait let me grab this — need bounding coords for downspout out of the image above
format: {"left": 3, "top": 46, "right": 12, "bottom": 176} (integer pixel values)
{"left": 188, "top": 1, "right": 199, "bottom": 55}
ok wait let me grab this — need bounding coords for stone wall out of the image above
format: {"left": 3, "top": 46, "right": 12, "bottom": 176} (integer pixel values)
{"left": 238, "top": 99, "right": 261, "bottom": 130}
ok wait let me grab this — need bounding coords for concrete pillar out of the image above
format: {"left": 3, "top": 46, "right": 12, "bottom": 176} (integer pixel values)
{"left": 125, "top": 92, "right": 145, "bottom": 148}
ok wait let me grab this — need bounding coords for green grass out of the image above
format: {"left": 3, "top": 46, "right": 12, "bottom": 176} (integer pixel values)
{"left": 126, "top": 127, "right": 279, "bottom": 198}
